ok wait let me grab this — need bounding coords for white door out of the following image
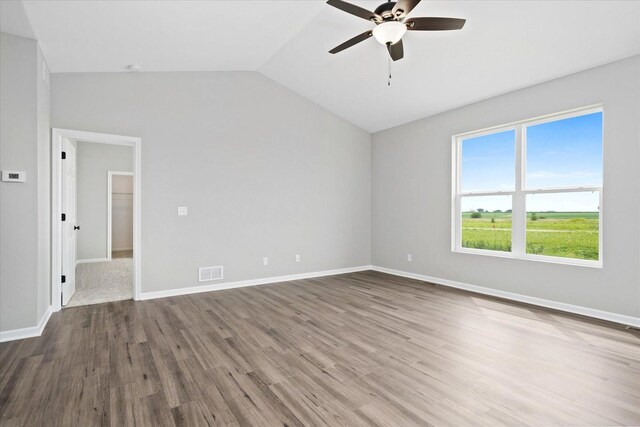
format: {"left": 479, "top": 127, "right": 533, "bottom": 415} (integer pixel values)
{"left": 61, "top": 138, "right": 77, "bottom": 306}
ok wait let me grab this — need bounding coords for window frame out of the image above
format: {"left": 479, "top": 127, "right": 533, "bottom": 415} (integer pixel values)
{"left": 451, "top": 105, "right": 603, "bottom": 268}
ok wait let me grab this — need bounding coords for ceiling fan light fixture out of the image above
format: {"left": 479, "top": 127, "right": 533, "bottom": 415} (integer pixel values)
{"left": 326, "top": 0, "right": 466, "bottom": 63}
{"left": 372, "top": 21, "right": 407, "bottom": 45}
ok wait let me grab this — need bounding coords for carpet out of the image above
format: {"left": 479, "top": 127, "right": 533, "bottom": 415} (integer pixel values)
{"left": 66, "top": 257, "right": 133, "bottom": 307}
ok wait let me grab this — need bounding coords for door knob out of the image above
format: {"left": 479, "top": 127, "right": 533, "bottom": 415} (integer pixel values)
{"left": 74, "top": 225, "right": 80, "bottom": 230}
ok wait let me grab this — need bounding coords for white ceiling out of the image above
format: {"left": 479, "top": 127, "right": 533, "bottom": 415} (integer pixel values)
{"left": 0, "top": 0, "right": 36, "bottom": 40}
{"left": 19, "top": 1, "right": 326, "bottom": 72}
{"left": 4, "top": 0, "right": 640, "bottom": 132}
{"left": 261, "top": 1, "right": 640, "bottom": 131}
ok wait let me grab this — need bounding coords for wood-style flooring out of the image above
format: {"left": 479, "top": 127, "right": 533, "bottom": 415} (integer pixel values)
{"left": 112, "top": 250, "right": 133, "bottom": 259}
{"left": 1, "top": 271, "right": 639, "bottom": 426}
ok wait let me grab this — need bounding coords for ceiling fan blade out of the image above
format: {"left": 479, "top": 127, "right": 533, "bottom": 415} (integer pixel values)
{"left": 329, "top": 30, "right": 373, "bottom": 54}
{"left": 392, "top": 0, "right": 421, "bottom": 18}
{"left": 387, "top": 39, "right": 404, "bottom": 61}
{"left": 326, "top": 0, "right": 380, "bottom": 21}
{"left": 405, "top": 17, "right": 466, "bottom": 31}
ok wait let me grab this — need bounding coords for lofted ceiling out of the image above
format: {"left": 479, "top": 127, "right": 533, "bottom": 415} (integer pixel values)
{"left": 3, "top": 0, "right": 640, "bottom": 132}
{"left": 261, "top": 0, "right": 640, "bottom": 131}
{"left": 17, "top": 1, "right": 326, "bottom": 72}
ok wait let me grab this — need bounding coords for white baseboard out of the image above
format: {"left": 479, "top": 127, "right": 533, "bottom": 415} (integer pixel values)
{"left": 76, "top": 257, "right": 109, "bottom": 264}
{"left": 140, "top": 265, "right": 373, "bottom": 301}
{"left": 371, "top": 265, "right": 640, "bottom": 328}
{"left": 0, "top": 306, "right": 52, "bottom": 343}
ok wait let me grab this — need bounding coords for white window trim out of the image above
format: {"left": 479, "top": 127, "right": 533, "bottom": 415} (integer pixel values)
{"left": 451, "top": 105, "right": 603, "bottom": 268}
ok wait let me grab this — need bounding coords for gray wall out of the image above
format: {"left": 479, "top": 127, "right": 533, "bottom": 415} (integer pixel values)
{"left": 76, "top": 141, "right": 133, "bottom": 260}
{"left": 372, "top": 55, "right": 640, "bottom": 318}
{"left": 0, "top": 32, "right": 50, "bottom": 332}
{"left": 52, "top": 72, "right": 372, "bottom": 293}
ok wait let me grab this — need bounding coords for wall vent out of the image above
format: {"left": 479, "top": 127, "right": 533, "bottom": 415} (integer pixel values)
{"left": 199, "top": 266, "right": 223, "bottom": 282}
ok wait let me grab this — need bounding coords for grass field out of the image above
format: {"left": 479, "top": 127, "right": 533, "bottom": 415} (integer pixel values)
{"left": 461, "top": 211, "right": 599, "bottom": 260}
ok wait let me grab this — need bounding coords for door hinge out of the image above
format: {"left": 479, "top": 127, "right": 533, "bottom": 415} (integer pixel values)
{"left": 61, "top": 275, "right": 66, "bottom": 283}
{"left": 61, "top": 151, "right": 66, "bottom": 160}
{"left": 61, "top": 213, "right": 66, "bottom": 221}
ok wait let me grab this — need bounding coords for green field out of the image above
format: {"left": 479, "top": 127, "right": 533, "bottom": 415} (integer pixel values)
{"left": 461, "top": 211, "right": 599, "bottom": 260}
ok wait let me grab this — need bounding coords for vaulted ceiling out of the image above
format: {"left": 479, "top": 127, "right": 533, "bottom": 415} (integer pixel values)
{"left": 3, "top": 0, "right": 640, "bottom": 132}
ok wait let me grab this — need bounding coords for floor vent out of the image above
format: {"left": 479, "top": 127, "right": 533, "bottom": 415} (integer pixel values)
{"left": 199, "top": 266, "right": 223, "bottom": 282}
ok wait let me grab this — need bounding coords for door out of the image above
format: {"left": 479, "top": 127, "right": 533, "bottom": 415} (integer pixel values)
{"left": 61, "top": 138, "right": 77, "bottom": 305}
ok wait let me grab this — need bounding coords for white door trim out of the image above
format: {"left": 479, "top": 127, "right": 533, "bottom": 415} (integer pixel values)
{"left": 52, "top": 128, "right": 142, "bottom": 311}
{"left": 107, "top": 171, "right": 134, "bottom": 260}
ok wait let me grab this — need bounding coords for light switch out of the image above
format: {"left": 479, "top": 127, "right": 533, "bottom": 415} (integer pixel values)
{"left": 177, "top": 206, "right": 188, "bottom": 216}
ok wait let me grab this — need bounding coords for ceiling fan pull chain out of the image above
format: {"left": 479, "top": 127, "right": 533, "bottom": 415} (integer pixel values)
{"left": 388, "top": 58, "right": 392, "bottom": 86}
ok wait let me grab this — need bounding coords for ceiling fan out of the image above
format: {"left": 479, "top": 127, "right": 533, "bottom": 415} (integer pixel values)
{"left": 327, "top": 0, "right": 466, "bottom": 61}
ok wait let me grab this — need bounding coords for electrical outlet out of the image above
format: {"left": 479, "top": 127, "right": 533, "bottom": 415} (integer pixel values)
{"left": 407, "top": 254, "right": 413, "bottom": 262}
{"left": 295, "top": 254, "right": 301, "bottom": 263}
{"left": 177, "top": 206, "right": 188, "bottom": 216}
{"left": 263, "top": 257, "right": 269, "bottom": 266}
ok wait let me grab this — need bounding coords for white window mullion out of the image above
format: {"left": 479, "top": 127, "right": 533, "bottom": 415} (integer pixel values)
{"left": 511, "top": 125, "right": 526, "bottom": 256}
{"left": 452, "top": 137, "right": 462, "bottom": 252}
{"left": 523, "top": 186, "right": 601, "bottom": 194}
{"left": 453, "top": 194, "right": 461, "bottom": 251}
{"left": 598, "top": 189, "right": 604, "bottom": 266}
{"left": 458, "top": 191, "right": 515, "bottom": 197}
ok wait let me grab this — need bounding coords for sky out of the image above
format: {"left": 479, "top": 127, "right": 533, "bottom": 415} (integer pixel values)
{"left": 461, "top": 112, "right": 602, "bottom": 212}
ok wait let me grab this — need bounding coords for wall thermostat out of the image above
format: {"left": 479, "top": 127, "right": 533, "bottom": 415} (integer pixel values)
{"left": 1, "top": 171, "right": 26, "bottom": 183}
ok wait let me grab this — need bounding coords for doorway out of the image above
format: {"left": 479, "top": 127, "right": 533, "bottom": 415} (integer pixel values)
{"left": 51, "top": 129, "right": 141, "bottom": 311}
{"left": 108, "top": 171, "right": 134, "bottom": 260}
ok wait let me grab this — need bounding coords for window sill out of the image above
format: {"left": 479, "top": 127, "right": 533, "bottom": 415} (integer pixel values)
{"left": 452, "top": 248, "right": 603, "bottom": 269}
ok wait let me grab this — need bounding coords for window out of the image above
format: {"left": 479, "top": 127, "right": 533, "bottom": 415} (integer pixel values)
{"left": 452, "top": 107, "right": 603, "bottom": 266}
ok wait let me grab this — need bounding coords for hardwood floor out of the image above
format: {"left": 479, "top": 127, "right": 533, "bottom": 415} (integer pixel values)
{"left": 112, "top": 250, "right": 133, "bottom": 259}
{"left": 1, "top": 271, "right": 639, "bottom": 426}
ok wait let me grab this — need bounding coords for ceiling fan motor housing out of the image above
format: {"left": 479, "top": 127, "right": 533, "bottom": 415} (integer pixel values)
{"left": 374, "top": 2, "right": 400, "bottom": 21}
